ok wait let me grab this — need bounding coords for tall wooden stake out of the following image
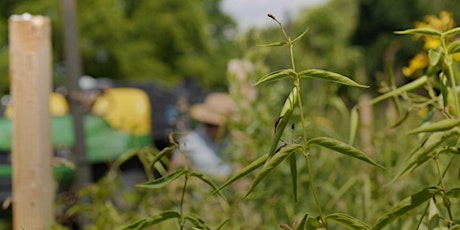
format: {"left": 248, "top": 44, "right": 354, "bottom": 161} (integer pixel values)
{"left": 9, "top": 14, "right": 54, "bottom": 229}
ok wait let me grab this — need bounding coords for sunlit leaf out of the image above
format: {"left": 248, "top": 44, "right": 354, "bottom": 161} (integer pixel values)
{"left": 298, "top": 69, "right": 368, "bottom": 88}
{"left": 246, "top": 144, "right": 302, "bottom": 197}
{"left": 448, "top": 40, "right": 460, "bottom": 54}
{"left": 428, "top": 49, "right": 442, "bottom": 66}
{"left": 268, "top": 87, "right": 298, "bottom": 159}
{"left": 395, "top": 28, "right": 442, "bottom": 37}
{"left": 407, "top": 119, "right": 460, "bottom": 135}
{"left": 370, "top": 76, "right": 428, "bottom": 105}
{"left": 291, "top": 28, "right": 310, "bottom": 43}
{"left": 444, "top": 27, "right": 460, "bottom": 37}
{"left": 372, "top": 186, "right": 442, "bottom": 230}
{"left": 392, "top": 129, "right": 458, "bottom": 182}
{"left": 254, "top": 69, "right": 296, "bottom": 86}
{"left": 136, "top": 169, "right": 187, "bottom": 189}
{"left": 428, "top": 198, "right": 442, "bottom": 229}
{"left": 122, "top": 210, "right": 181, "bottom": 230}
{"left": 308, "top": 137, "right": 384, "bottom": 169}
{"left": 214, "top": 154, "right": 268, "bottom": 194}
{"left": 326, "top": 213, "right": 371, "bottom": 230}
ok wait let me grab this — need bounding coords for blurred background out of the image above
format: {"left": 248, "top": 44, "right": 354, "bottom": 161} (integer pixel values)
{"left": 0, "top": 0, "right": 458, "bottom": 94}
{"left": 1, "top": 0, "right": 460, "bottom": 229}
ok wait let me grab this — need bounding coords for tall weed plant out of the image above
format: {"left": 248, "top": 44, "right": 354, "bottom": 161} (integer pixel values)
{"left": 65, "top": 12, "right": 460, "bottom": 230}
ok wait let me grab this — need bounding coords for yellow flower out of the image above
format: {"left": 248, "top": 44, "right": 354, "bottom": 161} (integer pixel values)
{"left": 414, "top": 11, "right": 455, "bottom": 50}
{"left": 402, "top": 53, "right": 429, "bottom": 77}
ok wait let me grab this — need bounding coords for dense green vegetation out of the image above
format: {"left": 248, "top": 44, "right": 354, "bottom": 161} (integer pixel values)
{"left": 1, "top": 0, "right": 460, "bottom": 229}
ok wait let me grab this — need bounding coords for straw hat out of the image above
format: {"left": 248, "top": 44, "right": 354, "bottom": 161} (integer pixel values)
{"left": 189, "top": 93, "right": 236, "bottom": 126}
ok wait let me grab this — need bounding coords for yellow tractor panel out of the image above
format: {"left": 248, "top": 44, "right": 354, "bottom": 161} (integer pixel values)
{"left": 5, "top": 93, "right": 69, "bottom": 118}
{"left": 91, "top": 88, "right": 151, "bottom": 135}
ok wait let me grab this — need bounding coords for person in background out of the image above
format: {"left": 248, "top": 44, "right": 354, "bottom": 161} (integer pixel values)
{"left": 172, "top": 92, "right": 236, "bottom": 179}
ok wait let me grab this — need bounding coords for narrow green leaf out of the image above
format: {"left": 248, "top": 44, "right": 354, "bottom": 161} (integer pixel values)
{"left": 184, "top": 214, "right": 210, "bottom": 230}
{"left": 246, "top": 144, "right": 302, "bottom": 197}
{"left": 392, "top": 129, "right": 458, "bottom": 182}
{"left": 149, "top": 146, "right": 174, "bottom": 178}
{"left": 387, "top": 63, "right": 403, "bottom": 116}
{"left": 448, "top": 40, "right": 460, "bottom": 54}
{"left": 390, "top": 110, "right": 409, "bottom": 128}
{"left": 291, "top": 28, "right": 310, "bottom": 43}
{"left": 268, "top": 87, "right": 298, "bottom": 159}
{"left": 289, "top": 154, "right": 298, "bottom": 202}
{"left": 216, "top": 219, "right": 230, "bottom": 230}
{"left": 407, "top": 119, "right": 460, "bottom": 135}
{"left": 298, "top": 69, "right": 368, "bottom": 88}
{"left": 213, "top": 154, "right": 268, "bottom": 194}
{"left": 294, "top": 213, "right": 309, "bottom": 230}
{"left": 308, "top": 137, "right": 384, "bottom": 169}
{"left": 189, "top": 172, "right": 226, "bottom": 200}
{"left": 395, "top": 28, "right": 442, "bottom": 37}
{"left": 446, "top": 187, "right": 460, "bottom": 199}
{"left": 122, "top": 210, "right": 181, "bottom": 230}
{"left": 348, "top": 108, "right": 359, "bottom": 144}
{"left": 370, "top": 76, "right": 428, "bottom": 105}
{"left": 428, "top": 49, "right": 442, "bottom": 66}
{"left": 136, "top": 169, "right": 187, "bottom": 189}
{"left": 111, "top": 148, "right": 142, "bottom": 170}
{"left": 257, "top": 41, "right": 288, "bottom": 47}
{"left": 444, "top": 27, "right": 460, "bottom": 37}
{"left": 254, "top": 69, "right": 296, "bottom": 86}
{"left": 372, "top": 186, "right": 442, "bottom": 230}
{"left": 326, "top": 213, "right": 371, "bottom": 230}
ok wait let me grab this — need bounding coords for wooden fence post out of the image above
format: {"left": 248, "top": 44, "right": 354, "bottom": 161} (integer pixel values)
{"left": 9, "top": 14, "right": 54, "bottom": 229}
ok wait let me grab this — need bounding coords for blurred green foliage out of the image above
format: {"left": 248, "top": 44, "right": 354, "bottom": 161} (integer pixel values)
{"left": 0, "top": 0, "right": 238, "bottom": 94}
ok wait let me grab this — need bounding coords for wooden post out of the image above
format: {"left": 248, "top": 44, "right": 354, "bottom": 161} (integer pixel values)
{"left": 9, "top": 14, "right": 54, "bottom": 229}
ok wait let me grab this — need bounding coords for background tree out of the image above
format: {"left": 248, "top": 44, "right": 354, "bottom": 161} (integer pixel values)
{"left": 0, "top": 0, "right": 237, "bottom": 94}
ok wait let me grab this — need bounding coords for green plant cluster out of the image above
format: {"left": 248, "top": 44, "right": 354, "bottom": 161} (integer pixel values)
{"left": 59, "top": 13, "right": 460, "bottom": 230}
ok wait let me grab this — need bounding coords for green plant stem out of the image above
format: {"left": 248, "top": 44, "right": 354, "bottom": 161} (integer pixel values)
{"left": 294, "top": 79, "right": 326, "bottom": 227}
{"left": 442, "top": 37, "right": 460, "bottom": 116}
{"left": 434, "top": 157, "right": 445, "bottom": 189}
{"left": 179, "top": 173, "right": 189, "bottom": 230}
{"left": 433, "top": 156, "right": 455, "bottom": 223}
{"left": 289, "top": 41, "right": 295, "bottom": 72}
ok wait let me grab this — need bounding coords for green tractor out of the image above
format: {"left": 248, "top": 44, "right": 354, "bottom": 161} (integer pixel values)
{"left": 0, "top": 87, "right": 155, "bottom": 200}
